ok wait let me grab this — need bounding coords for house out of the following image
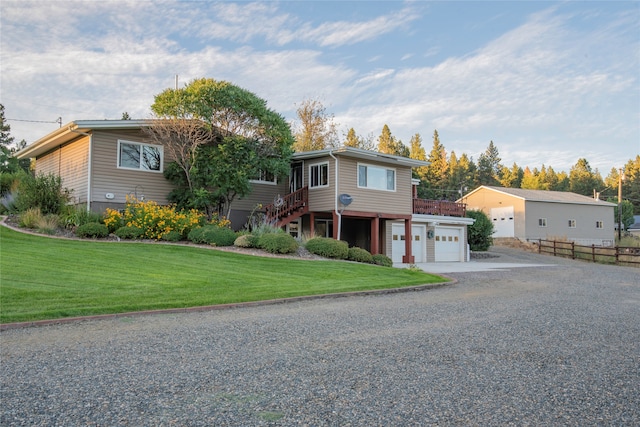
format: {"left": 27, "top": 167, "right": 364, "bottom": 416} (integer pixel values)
{"left": 462, "top": 185, "right": 616, "bottom": 246}
{"left": 628, "top": 215, "right": 640, "bottom": 237}
{"left": 16, "top": 120, "right": 473, "bottom": 263}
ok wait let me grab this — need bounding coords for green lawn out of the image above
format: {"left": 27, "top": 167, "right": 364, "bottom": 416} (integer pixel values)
{"left": 0, "top": 226, "right": 448, "bottom": 323}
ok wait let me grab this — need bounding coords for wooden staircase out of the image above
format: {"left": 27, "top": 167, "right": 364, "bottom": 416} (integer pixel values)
{"left": 264, "top": 186, "right": 309, "bottom": 227}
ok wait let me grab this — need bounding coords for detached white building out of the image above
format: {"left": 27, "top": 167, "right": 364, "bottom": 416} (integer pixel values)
{"left": 462, "top": 186, "right": 616, "bottom": 246}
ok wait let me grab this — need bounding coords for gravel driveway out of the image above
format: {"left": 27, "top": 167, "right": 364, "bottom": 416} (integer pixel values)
{"left": 1, "top": 248, "right": 638, "bottom": 426}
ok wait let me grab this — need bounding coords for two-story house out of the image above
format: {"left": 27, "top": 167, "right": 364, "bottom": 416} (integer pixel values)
{"left": 16, "top": 120, "right": 473, "bottom": 263}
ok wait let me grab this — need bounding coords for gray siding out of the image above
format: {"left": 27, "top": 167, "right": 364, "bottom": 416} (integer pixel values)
{"left": 232, "top": 179, "right": 289, "bottom": 212}
{"left": 90, "top": 129, "right": 174, "bottom": 210}
{"left": 35, "top": 136, "right": 90, "bottom": 204}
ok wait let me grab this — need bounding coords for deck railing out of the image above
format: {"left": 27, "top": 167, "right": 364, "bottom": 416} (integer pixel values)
{"left": 264, "top": 186, "right": 309, "bottom": 225}
{"left": 413, "top": 199, "right": 466, "bottom": 217}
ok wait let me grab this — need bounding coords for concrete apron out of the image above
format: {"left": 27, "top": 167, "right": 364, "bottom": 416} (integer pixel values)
{"left": 393, "top": 261, "right": 555, "bottom": 273}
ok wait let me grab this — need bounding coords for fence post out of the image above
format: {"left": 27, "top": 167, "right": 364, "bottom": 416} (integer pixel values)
{"left": 538, "top": 239, "right": 542, "bottom": 253}
{"left": 572, "top": 241, "right": 575, "bottom": 260}
{"left": 592, "top": 244, "right": 596, "bottom": 263}
{"left": 553, "top": 240, "right": 557, "bottom": 257}
{"left": 615, "top": 245, "right": 619, "bottom": 265}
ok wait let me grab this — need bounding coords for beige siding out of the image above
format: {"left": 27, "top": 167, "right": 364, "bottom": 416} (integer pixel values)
{"left": 35, "top": 136, "right": 90, "bottom": 204}
{"left": 336, "top": 157, "right": 412, "bottom": 215}
{"left": 90, "top": 130, "right": 174, "bottom": 209}
{"left": 232, "top": 180, "right": 289, "bottom": 212}
{"left": 465, "top": 191, "right": 526, "bottom": 238}
{"left": 306, "top": 156, "right": 336, "bottom": 212}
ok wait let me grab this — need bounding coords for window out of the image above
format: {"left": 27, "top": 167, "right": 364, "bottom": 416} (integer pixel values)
{"left": 358, "top": 163, "right": 395, "bottom": 191}
{"left": 118, "top": 140, "right": 162, "bottom": 172}
{"left": 538, "top": 218, "right": 547, "bottom": 227}
{"left": 596, "top": 221, "right": 603, "bottom": 229}
{"left": 309, "top": 162, "right": 329, "bottom": 188}
{"left": 250, "top": 170, "right": 277, "bottom": 185}
{"left": 568, "top": 219, "right": 576, "bottom": 228}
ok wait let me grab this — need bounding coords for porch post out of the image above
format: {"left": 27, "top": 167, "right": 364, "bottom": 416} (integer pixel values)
{"left": 402, "top": 218, "right": 414, "bottom": 263}
{"left": 370, "top": 217, "right": 380, "bottom": 254}
{"left": 332, "top": 211, "right": 339, "bottom": 240}
{"left": 309, "top": 212, "right": 315, "bottom": 237}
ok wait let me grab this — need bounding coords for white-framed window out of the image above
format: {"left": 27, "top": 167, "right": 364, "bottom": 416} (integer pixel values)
{"left": 309, "top": 162, "right": 329, "bottom": 188}
{"left": 568, "top": 219, "right": 576, "bottom": 228}
{"left": 538, "top": 218, "right": 547, "bottom": 227}
{"left": 118, "top": 140, "right": 163, "bottom": 172}
{"left": 250, "top": 170, "right": 277, "bottom": 185}
{"left": 596, "top": 221, "right": 604, "bottom": 229}
{"left": 357, "top": 163, "right": 395, "bottom": 191}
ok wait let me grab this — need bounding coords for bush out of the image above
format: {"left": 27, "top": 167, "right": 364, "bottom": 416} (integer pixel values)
{"left": 114, "top": 226, "right": 144, "bottom": 240}
{"left": 467, "top": 209, "right": 494, "bottom": 251}
{"left": 234, "top": 234, "right": 258, "bottom": 248}
{"left": 61, "top": 205, "right": 102, "bottom": 229}
{"left": 347, "top": 247, "right": 374, "bottom": 264}
{"left": 19, "top": 207, "right": 43, "bottom": 228}
{"left": 161, "top": 230, "right": 183, "bottom": 242}
{"left": 36, "top": 214, "right": 60, "bottom": 235}
{"left": 305, "top": 237, "right": 349, "bottom": 259}
{"left": 257, "top": 232, "right": 299, "bottom": 254}
{"left": 104, "top": 196, "right": 206, "bottom": 240}
{"left": 15, "top": 173, "right": 71, "bottom": 215}
{"left": 188, "top": 225, "right": 237, "bottom": 246}
{"left": 76, "top": 222, "right": 109, "bottom": 238}
{"left": 372, "top": 254, "right": 393, "bottom": 267}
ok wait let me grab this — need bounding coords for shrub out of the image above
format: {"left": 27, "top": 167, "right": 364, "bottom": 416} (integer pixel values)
{"left": 15, "top": 173, "right": 71, "bottom": 215}
{"left": 61, "top": 205, "right": 102, "bottom": 229}
{"left": 76, "top": 222, "right": 109, "bottom": 238}
{"left": 234, "top": 234, "right": 258, "bottom": 248}
{"left": 467, "top": 210, "right": 494, "bottom": 251}
{"left": 104, "top": 196, "right": 206, "bottom": 240}
{"left": 161, "top": 230, "right": 183, "bottom": 242}
{"left": 372, "top": 254, "right": 393, "bottom": 267}
{"left": 188, "top": 225, "right": 237, "bottom": 246}
{"left": 36, "top": 214, "right": 60, "bottom": 235}
{"left": 257, "top": 232, "right": 299, "bottom": 254}
{"left": 347, "top": 247, "right": 374, "bottom": 264}
{"left": 19, "top": 207, "right": 43, "bottom": 228}
{"left": 305, "top": 237, "right": 349, "bottom": 259}
{"left": 114, "top": 226, "right": 144, "bottom": 240}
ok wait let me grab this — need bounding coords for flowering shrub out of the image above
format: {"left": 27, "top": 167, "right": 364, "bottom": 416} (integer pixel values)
{"left": 103, "top": 196, "right": 215, "bottom": 240}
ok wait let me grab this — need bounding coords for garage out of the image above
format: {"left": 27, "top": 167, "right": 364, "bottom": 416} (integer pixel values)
{"left": 391, "top": 224, "right": 426, "bottom": 263}
{"left": 435, "top": 226, "right": 463, "bottom": 262}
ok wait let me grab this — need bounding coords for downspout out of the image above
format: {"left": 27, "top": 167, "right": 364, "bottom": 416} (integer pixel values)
{"left": 70, "top": 128, "right": 92, "bottom": 212}
{"left": 328, "top": 150, "right": 341, "bottom": 240}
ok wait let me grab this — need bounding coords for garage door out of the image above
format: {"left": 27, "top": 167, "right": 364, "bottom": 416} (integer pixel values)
{"left": 491, "top": 206, "right": 515, "bottom": 238}
{"left": 391, "top": 224, "right": 425, "bottom": 263}
{"left": 435, "top": 227, "right": 463, "bottom": 262}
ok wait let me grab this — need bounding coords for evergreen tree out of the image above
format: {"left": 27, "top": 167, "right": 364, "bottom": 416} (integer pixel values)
{"left": 425, "top": 130, "right": 448, "bottom": 199}
{"left": 0, "top": 104, "right": 30, "bottom": 174}
{"left": 499, "top": 162, "right": 523, "bottom": 188}
{"left": 569, "top": 158, "right": 604, "bottom": 196}
{"left": 343, "top": 128, "right": 375, "bottom": 150}
{"left": 476, "top": 140, "right": 502, "bottom": 186}
{"left": 377, "top": 125, "right": 409, "bottom": 157}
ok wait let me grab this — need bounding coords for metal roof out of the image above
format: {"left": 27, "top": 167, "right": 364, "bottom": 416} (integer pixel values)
{"left": 464, "top": 185, "right": 616, "bottom": 207}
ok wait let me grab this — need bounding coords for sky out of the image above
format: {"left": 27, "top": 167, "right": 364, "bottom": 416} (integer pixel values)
{"left": 1, "top": 0, "right": 638, "bottom": 175}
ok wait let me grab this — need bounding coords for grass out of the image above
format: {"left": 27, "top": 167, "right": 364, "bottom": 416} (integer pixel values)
{"left": 0, "top": 226, "right": 448, "bottom": 324}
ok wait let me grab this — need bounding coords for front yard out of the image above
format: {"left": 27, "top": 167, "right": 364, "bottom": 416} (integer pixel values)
{"left": 0, "top": 226, "right": 448, "bottom": 324}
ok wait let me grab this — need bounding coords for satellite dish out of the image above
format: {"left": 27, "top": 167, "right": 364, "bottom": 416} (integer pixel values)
{"left": 338, "top": 194, "right": 353, "bottom": 206}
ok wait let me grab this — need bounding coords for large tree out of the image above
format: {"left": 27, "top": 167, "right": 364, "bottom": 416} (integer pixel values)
{"left": 150, "top": 78, "right": 294, "bottom": 218}
{"left": 344, "top": 127, "right": 375, "bottom": 150}
{"left": 569, "top": 158, "right": 604, "bottom": 196}
{"left": 377, "top": 124, "right": 409, "bottom": 157}
{"left": 0, "top": 104, "right": 29, "bottom": 174}
{"left": 424, "top": 130, "right": 449, "bottom": 199}
{"left": 293, "top": 98, "right": 338, "bottom": 152}
{"left": 476, "top": 141, "right": 502, "bottom": 186}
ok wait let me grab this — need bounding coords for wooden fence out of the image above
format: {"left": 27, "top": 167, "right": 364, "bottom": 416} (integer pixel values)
{"left": 538, "top": 239, "right": 640, "bottom": 267}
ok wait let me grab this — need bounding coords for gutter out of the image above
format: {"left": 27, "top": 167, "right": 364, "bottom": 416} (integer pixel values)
{"left": 328, "top": 149, "right": 341, "bottom": 240}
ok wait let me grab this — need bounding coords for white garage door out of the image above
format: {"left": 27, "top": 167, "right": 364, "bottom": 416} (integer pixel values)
{"left": 491, "top": 206, "right": 515, "bottom": 238}
{"left": 435, "top": 227, "right": 463, "bottom": 262}
{"left": 391, "top": 224, "right": 425, "bottom": 263}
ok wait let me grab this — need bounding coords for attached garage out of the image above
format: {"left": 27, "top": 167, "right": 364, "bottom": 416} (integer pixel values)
{"left": 391, "top": 223, "right": 426, "bottom": 263}
{"left": 434, "top": 226, "right": 464, "bottom": 262}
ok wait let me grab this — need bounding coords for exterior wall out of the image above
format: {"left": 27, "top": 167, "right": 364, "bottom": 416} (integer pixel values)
{"left": 337, "top": 156, "right": 413, "bottom": 215}
{"left": 523, "top": 201, "right": 615, "bottom": 244}
{"left": 35, "top": 135, "right": 90, "bottom": 205}
{"left": 305, "top": 155, "right": 336, "bottom": 212}
{"left": 464, "top": 191, "right": 526, "bottom": 238}
{"left": 232, "top": 180, "right": 289, "bottom": 212}
{"left": 90, "top": 129, "right": 175, "bottom": 212}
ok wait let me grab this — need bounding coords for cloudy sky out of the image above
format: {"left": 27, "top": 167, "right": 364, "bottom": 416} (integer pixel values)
{"left": 1, "top": 1, "right": 638, "bottom": 174}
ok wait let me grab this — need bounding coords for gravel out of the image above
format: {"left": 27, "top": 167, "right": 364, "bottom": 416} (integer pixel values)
{"left": 1, "top": 248, "right": 639, "bottom": 426}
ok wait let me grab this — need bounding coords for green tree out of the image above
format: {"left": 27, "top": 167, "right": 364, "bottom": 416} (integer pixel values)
{"left": 569, "top": 158, "right": 604, "bottom": 196}
{"left": 151, "top": 78, "right": 294, "bottom": 218}
{"left": 499, "top": 162, "right": 523, "bottom": 188}
{"left": 377, "top": 124, "right": 409, "bottom": 157}
{"left": 476, "top": 141, "right": 502, "bottom": 186}
{"left": 293, "top": 98, "right": 338, "bottom": 152}
{"left": 621, "top": 156, "right": 640, "bottom": 214}
{"left": 424, "top": 130, "right": 448, "bottom": 199}
{"left": 520, "top": 167, "right": 541, "bottom": 189}
{"left": 344, "top": 128, "right": 375, "bottom": 150}
{"left": 0, "top": 104, "right": 29, "bottom": 174}
{"left": 466, "top": 209, "right": 494, "bottom": 251}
